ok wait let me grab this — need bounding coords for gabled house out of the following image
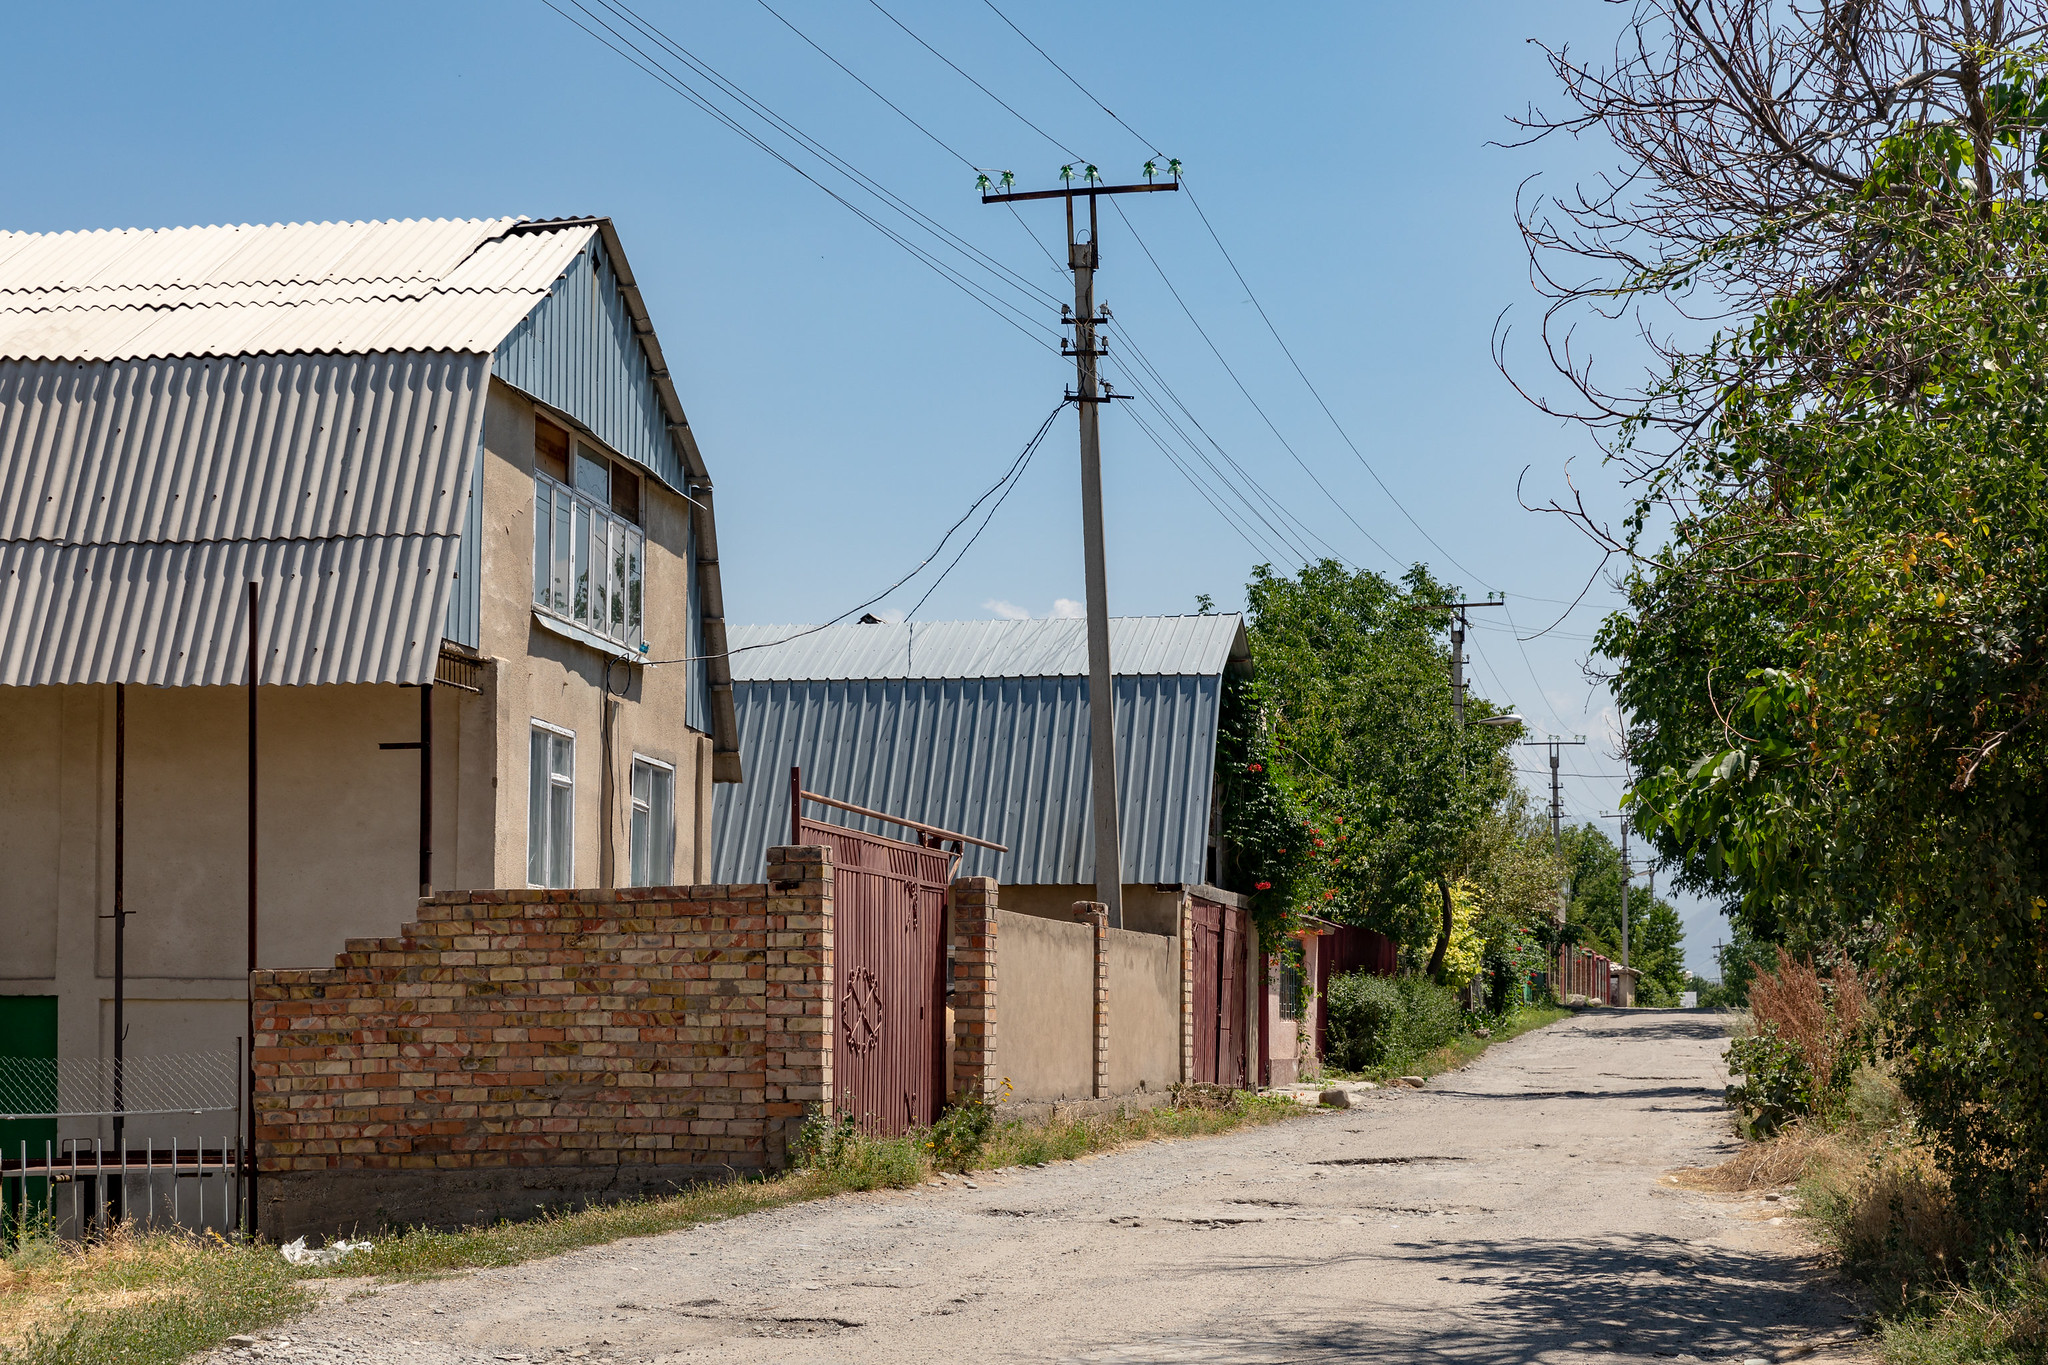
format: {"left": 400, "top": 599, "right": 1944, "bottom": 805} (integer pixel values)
{"left": 0, "top": 217, "right": 740, "bottom": 1094}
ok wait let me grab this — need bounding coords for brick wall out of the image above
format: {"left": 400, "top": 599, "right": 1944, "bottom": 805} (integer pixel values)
{"left": 249, "top": 846, "right": 833, "bottom": 1236}
{"left": 950, "top": 877, "right": 998, "bottom": 1102}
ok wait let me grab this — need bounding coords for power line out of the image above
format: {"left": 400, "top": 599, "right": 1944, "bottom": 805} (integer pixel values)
{"left": 644, "top": 401, "right": 1070, "bottom": 665}
{"left": 865, "top": 0, "right": 1079, "bottom": 159}
{"left": 968, "top": 4, "right": 1502, "bottom": 591}
{"left": 1106, "top": 199, "right": 1407, "bottom": 571}
{"left": 548, "top": 0, "right": 1060, "bottom": 350}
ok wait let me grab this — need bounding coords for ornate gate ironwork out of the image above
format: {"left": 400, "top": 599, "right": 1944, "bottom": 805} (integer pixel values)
{"left": 799, "top": 817, "right": 952, "bottom": 1135}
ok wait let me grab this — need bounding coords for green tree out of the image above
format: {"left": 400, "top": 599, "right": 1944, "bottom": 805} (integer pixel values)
{"left": 1242, "top": 560, "right": 1519, "bottom": 973}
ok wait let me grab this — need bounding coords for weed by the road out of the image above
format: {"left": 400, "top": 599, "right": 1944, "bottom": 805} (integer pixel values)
{"left": 0, "top": 1225, "right": 308, "bottom": 1365}
{"left": 980, "top": 1091, "right": 1301, "bottom": 1169}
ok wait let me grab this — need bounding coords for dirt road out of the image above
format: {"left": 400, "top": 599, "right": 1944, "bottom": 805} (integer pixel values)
{"left": 210, "top": 1011, "right": 1865, "bottom": 1364}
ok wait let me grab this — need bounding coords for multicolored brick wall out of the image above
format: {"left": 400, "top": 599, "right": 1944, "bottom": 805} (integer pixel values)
{"left": 251, "top": 845, "right": 834, "bottom": 1181}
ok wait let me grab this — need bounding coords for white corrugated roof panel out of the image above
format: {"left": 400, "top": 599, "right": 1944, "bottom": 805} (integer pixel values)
{"left": 0, "top": 218, "right": 593, "bottom": 361}
{"left": 724, "top": 615, "right": 1248, "bottom": 682}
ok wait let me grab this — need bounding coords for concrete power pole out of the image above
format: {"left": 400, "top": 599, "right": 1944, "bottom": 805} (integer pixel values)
{"left": 983, "top": 168, "right": 1178, "bottom": 929}
{"left": 1523, "top": 735, "right": 1586, "bottom": 924}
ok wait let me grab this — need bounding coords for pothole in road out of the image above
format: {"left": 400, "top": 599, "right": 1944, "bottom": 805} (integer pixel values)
{"left": 749, "top": 1316, "right": 863, "bottom": 1338}
{"left": 1225, "top": 1198, "right": 1302, "bottom": 1207}
{"left": 1314, "top": 1155, "right": 1469, "bottom": 1166}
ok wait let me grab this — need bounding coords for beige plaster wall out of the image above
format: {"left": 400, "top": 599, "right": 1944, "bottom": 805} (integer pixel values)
{"left": 1105, "top": 927, "right": 1179, "bottom": 1095}
{"left": 989, "top": 909, "right": 1094, "bottom": 1101}
{"left": 997, "top": 883, "right": 1183, "bottom": 937}
{"left": 475, "top": 381, "right": 713, "bottom": 890}
{"left": 0, "top": 680, "right": 483, "bottom": 1139}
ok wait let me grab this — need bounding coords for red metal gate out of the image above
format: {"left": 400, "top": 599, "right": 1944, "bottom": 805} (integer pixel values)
{"left": 799, "top": 816, "right": 950, "bottom": 1135}
{"left": 1189, "top": 896, "right": 1249, "bottom": 1086}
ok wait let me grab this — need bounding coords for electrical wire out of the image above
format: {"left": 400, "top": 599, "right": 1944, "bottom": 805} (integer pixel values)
{"left": 640, "top": 401, "right": 1069, "bottom": 665}
{"left": 904, "top": 405, "right": 1063, "bottom": 618}
{"left": 971, "top": 3, "right": 1501, "bottom": 590}
{"left": 1105, "top": 199, "right": 1406, "bottom": 572}
{"left": 865, "top": 0, "right": 1080, "bottom": 160}
{"left": 548, "top": 0, "right": 1059, "bottom": 349}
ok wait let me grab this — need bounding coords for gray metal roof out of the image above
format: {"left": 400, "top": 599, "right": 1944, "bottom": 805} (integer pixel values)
{"left": 0, "top": 351, "right": 484, "bottom": 686}
{"left": 710, "top": 615, "right": 1245, "bottom": 886}
{"left": 726, "top": 614, "right": 1248, "bottom": 681}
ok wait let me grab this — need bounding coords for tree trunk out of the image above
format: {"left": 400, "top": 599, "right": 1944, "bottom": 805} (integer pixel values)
{"left": 1426, "top": 876, "right": 1453, "bottom": 982}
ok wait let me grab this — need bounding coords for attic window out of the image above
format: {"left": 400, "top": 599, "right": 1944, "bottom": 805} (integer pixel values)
{"left": 534, "top": 442, "right": 644, "bottom": 651}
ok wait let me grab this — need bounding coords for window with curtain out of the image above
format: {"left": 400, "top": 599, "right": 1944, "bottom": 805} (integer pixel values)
{"left": 630, "top": 756, "right": 675, "bottom": 887}
{"left": 528, "top": 724, "right": 575, "bottom": 888}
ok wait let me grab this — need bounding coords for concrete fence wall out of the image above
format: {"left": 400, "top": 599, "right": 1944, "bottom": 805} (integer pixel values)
{"left": 1106, "top": 927, "right": 1179, "bottom": 1096}
{"left": 986, "top": 909, "right": 1096, "bottom": 1102}
{"left": 249, "top": 845, "right": 833, "bottom": 1238}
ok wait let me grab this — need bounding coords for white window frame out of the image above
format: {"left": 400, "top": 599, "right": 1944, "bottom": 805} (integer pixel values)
{"left": 628, "top": 754, "right": 677, "bottom": 888}
{"left": 528, "top": 719, "right": 576, "bottom": 889}
{"left": 532, "top": 461, "right": 645, "bottom": 651}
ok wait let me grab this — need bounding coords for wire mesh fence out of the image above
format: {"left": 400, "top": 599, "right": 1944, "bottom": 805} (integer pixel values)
{"left": 0, "top": 1051, "right": 240, "bottom": 1120}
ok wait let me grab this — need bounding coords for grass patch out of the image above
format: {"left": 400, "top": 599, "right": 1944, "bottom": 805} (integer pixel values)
{"left": 0, "top": 1091, "right": 1303, "bottom": 1362}
{"left": 0, "top": 1226, "right": 308, "bottom": 1365}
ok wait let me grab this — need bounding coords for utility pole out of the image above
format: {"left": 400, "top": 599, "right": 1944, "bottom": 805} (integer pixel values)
{"left": 1598, "top": 812, "right": 1634, "bottom": 974}
{"left": 983, "top": 165, "right": 1178, "bottom": 929}
{"left": 1408, "top": 595, "right": 1504, "bottom": 726}
{"left": 1522, "top": 735, "right": 1586, "bottom": 925}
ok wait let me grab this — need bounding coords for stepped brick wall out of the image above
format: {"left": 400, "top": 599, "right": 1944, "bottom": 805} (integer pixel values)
{"left": 250, "top": 846, "right": 834, "bottom": 1187}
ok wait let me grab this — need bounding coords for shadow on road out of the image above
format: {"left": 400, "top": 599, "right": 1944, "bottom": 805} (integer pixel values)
{"left": 1087, "top": 1232, "right": 1856, "bottom": 1364}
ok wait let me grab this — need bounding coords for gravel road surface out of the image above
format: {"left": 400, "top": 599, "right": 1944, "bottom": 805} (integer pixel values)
{"left": 207, "top": 1010, "right": 1866, "bottom": 1365}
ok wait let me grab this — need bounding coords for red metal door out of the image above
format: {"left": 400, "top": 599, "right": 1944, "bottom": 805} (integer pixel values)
{"left": 1189, "top": 896, "right": 1249, "bottom": 1087}
{"left": 1219, "top": 905, "right": 1247, "bottom": 1088}
{"left": 801, "top": 817, "right": 950, "bottom": 1135}
{"left": 1190, "top": 900, "right": 1221, "bottom": 1083}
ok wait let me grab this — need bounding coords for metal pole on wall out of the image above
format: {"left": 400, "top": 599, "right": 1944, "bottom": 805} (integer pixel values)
{"left": 419, "top": 682, "right": 434, "bottom": 896}
{"left": 789, "top": 765, "right": 803, "bottom": 848}
{"left": 245, "top": 581, "right": 259, "bottom": 1238}
{"left": 113, "top": 683, "right": 127, "bottom": 1147}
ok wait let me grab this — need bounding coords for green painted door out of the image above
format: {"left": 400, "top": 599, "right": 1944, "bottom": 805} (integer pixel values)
{"left": 1, "top": 996, "right": 57, "bottom": 1235}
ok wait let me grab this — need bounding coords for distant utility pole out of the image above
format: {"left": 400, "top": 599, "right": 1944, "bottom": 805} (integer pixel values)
{"left": 982, "top": 164, "right": 1179, "bottom": 930}
{"left": 1522, "top": 735, "right": 1586, "bottom": 924}
{"left": 1598, "top": 811, "right": 1634, "bottom": 973}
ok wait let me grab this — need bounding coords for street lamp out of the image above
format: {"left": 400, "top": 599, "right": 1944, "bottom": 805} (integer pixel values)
{"left": 1475, "top": 713, "right": 1524, "bottom": 728}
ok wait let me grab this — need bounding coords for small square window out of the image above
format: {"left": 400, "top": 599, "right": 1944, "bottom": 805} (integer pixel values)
{"left": 535, "top": 420, "right": 569, "bottom": 483}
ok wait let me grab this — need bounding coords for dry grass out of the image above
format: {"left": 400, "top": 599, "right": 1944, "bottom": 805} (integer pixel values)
{"left": 1749, "top": 949, "right": 1870, "bottom": 1093}
{"left": 1670, "top": 1120, "right": 1847, "bottom": 1192}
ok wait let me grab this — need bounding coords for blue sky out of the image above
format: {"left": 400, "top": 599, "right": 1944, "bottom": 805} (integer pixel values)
{"left": 8, "top": 1, "right": 1732, "bottom": 975}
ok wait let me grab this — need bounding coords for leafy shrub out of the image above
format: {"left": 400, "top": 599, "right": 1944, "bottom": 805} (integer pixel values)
{"left": 789, "top": 1106, "right": 924, "bottom": 1191}
{"left": 926, "top": 1096, "right": 995, "bottom": 1172}
{"left": 1323, "top": 972, "right": 1403, "bottom": 1071}
{"left": 1727, "top": 1022, "right": 1814, "bottom": 1137}
{"left": 1323, "top": 971, "right": 1464, "bottom": 1073}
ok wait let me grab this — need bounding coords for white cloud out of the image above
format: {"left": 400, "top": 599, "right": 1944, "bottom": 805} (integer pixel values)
{"left": 982, "top": 597, "right": 1086, "bottom": 621}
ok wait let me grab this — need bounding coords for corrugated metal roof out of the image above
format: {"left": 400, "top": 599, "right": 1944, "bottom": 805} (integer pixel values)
{"left": 709, "top": 673, "right": 1221, "bottom": 886}
{"left": 0, "top": 218, "right": 592, "bottom": 361}
{"left": 0, "top": 351, "right": 486, "bottom": 686}
{"left": 725, "top": 614, "right": 1249, "bottom": 682}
